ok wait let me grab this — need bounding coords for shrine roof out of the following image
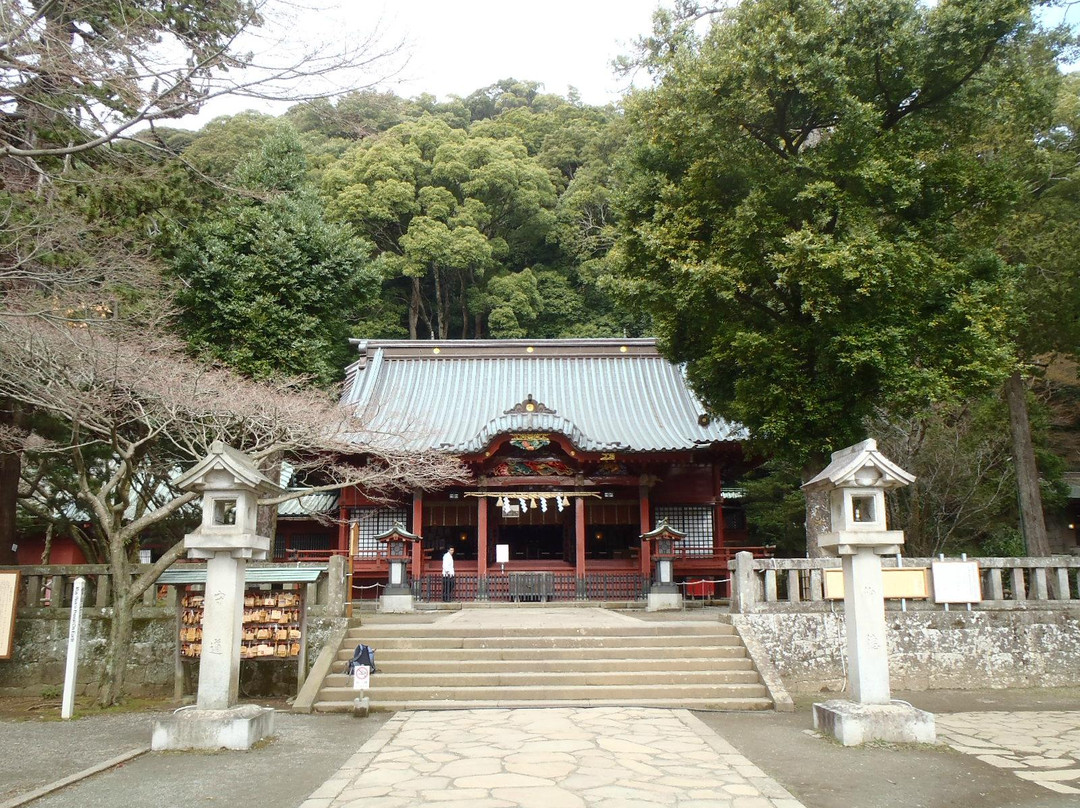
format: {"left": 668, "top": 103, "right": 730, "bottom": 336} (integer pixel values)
{"left": 340, "top": 338, "right": 744, "bottom": 453}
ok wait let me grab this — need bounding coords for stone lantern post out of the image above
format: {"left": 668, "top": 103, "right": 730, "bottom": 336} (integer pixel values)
{"left": 642, "top": 520, "right": 685, "bottom": 611}
{"left": 376, "top": 522, "right": 420, "bottom": 613}
{"left": 802, "top": 439, "right": 935, "bottom": 745}
{"left": 152, "top": 441, "right": 283, "bottom": 751}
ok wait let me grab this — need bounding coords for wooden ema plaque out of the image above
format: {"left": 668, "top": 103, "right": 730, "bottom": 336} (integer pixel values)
{"left": 180, "top": 587, "right": 302, "bottom": 660}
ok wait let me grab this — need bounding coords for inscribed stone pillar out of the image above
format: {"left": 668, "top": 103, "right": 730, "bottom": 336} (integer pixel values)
{"left": 198, "top": 553, "right": 247, "bottom": 709}
{"left": 842, "top": 547, "right": 891, "bottom": 704}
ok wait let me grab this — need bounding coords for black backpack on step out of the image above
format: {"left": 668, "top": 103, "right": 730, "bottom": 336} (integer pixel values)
{"left": 345, "top": 643, "right": 377, "bottom": 674}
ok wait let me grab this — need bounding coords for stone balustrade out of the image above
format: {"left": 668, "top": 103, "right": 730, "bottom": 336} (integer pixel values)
{"left": 730, "top": 552, "right": 1080, "bottom": 614}
{"left": 2, "top": 558, "right": 347, "bottom": 618}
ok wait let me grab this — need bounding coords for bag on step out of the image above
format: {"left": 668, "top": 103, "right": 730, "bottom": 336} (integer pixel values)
{"left": 345, "top": 643, "right": 377, "bottom": 675}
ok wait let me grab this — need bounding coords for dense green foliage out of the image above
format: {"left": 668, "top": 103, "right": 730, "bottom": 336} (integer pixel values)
{"left": 172, "top": 129, "right": 374, "bottom": 383}
{"left": 614, "top": 0, "right": 1069, "bottom": 466}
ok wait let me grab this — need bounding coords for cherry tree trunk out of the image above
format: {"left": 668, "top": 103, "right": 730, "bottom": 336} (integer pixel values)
{"left": 0, "top": 398, "right": 21, "bottom": 565}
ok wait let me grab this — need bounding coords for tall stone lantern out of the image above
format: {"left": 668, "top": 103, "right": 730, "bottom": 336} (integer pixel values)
{"left": 152, "top": 441, "right": 283, "bottom": 751}
{"left": 642, "top": 520, "right": 685, "bottom": 612}
{"left": 376, "top": 522, "right": 420, "bottom": 613}
{"left": 802, "top": 439, "right": 935, "bottom": 746}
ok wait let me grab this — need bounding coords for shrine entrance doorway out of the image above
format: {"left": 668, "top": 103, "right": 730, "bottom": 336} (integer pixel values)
{"left": 495, "top": 523, "right": 570, "bottom": 562}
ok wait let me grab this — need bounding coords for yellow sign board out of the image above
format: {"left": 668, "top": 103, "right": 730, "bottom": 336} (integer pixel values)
{"left": 823, "top": 567, "right": 929, "bottom": 600}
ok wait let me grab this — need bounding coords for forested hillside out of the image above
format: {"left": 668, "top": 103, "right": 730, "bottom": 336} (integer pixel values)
{"left": 164, "top": 80, "right": 639, "bottom": 360}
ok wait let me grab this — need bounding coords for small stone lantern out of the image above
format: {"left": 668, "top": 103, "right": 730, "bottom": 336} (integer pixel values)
{"left": 153, "top": 441, "right": 283, "bottom": 751}
{"left": 642, "top": 520, "right": 685, "bottom": 611}
{"left": 376, "top": 522, "right": 420, "bottom": 613}
{"left": 802, "top": 438, "right": 935, "bottom": 746}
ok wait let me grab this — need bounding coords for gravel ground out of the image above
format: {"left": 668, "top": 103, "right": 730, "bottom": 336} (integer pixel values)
{"left": 2, "top": 704, "right": 388, "bottom": 808}
{"left": 695, "top": 687, "right": 1080, "bottom": 808}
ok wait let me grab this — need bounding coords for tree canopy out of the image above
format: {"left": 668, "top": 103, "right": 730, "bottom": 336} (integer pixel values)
{"left": 614, "top": 0, "right": 1070, "bottom": 467}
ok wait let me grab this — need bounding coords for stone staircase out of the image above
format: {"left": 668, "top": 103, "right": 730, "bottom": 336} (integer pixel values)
{"left": 309, "top": 611, "right": 775, "bottom": 713}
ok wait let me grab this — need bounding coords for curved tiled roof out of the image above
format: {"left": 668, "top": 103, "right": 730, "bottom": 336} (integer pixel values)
{"left": 340, "top": 338, "right": 745, "bottom": 453}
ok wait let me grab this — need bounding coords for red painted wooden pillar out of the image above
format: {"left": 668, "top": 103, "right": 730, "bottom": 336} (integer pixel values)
{"left": 575, "top": 496, "right": 586, "bottom": 579}
{"left": 712, "top": 461, "right": 724, "bottom": 555}
{"left": 477, "top": 496, "right": 489, "bottom": 576}
{"left": 411, "top": 490, "right": 424, "bottom": 580}
{"left": 639, "top": 480, "right": 652, "bottom": 577}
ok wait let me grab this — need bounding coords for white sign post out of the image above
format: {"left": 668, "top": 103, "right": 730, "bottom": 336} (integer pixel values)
{"left": 352, "top": 665, "right": 370, "bottom": 691}
{"left": 61, "top": 577, "right": 86, "bottom": 720}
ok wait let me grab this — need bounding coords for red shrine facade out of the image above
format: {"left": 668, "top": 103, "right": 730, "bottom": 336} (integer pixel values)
{"left": 302, "top": 339, "right": 765, "bottom": 600}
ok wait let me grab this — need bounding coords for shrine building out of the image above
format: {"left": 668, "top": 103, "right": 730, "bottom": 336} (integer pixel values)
{"left": 283, "top": 338, "right": 766, "bottom": 601}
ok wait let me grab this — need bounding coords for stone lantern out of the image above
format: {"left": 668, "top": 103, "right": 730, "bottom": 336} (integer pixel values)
{"left": 376, "top": 522, "right": 420, "bottom": 613}
{"left": 802, "top": 438, "right": 935, "bottom": 746}
{"left": 642, "top": 520, "right": 685, "bottom": 611}
{"left": 152, "top": 441, "right": 282, "bottom": 751}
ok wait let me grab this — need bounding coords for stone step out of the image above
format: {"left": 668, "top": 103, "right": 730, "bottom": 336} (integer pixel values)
{"left": 312, "top": 695, "right": 774, "bottom": 713}
{"left": 336, "top": 644, "right": 747, "bottom": 663}
{"left": 345, "top": 623, "right": 737, "bottom": 639}
{"left": 330, "top": 656, "right": 754, "bottom": 674}
{"left": 316, "top": 681, "right": 771, "bottom": 704}
{"left": 336, "top": 634, "right": 743, "bottom": 651}
{"left": 323, "top": 668, "right": 762, "bottom": 688}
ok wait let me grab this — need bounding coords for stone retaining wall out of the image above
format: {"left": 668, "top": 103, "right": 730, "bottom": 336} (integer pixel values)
{"left": 0, "top": 613, "right": 345, "bottom": 699}
{"left": 0, "top": 610, "right": 175, "bottom": 698}
{"left": 740, "top": 607, "right": 1080, "bottom": 694}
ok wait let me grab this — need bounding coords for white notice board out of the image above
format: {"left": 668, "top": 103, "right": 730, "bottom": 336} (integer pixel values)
{"left": 495, "top": 544, "right": 510, "bottom": 564}
{"left": 931, "top": 561, "right": 982, "bottom": 604}
{"left": 0, "top": 570, "right": 20, "bottom": 659}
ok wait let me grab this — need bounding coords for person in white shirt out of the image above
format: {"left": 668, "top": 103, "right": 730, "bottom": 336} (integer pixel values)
{"left": 441, "top": 546, "right": 455, "bottom": 601}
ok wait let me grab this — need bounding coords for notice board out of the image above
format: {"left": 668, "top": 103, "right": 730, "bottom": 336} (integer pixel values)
{"left": 0, "top": 570, "right": 20, "bottom": 659}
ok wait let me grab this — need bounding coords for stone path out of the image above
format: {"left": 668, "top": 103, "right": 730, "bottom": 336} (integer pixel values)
{"left": 936, "top": 711, "right": 1080, "bottom": 796}
{"left": 299, "top": 706, "right": 806, "bottom": 808}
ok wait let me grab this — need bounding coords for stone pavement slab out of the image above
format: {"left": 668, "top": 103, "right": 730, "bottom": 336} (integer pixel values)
{"left": 936, "top": 711, "right": 1080, "bottom": 796}
{"left": 299, "top": 706, "right": 806, "bottom": 808}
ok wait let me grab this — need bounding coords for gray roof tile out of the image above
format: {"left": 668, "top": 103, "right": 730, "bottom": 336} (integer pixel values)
{"left": 340, "top": 339, "right": 744, "bottom": 453}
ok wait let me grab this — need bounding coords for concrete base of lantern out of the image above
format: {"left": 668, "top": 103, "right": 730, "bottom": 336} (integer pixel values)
{"left": 151, "top": 704, "right": 275, "bottom": 751}
{"left": 379, "top": 593, "right": 415, "bottom": 613}
{"left": 812, "top": 699, "right": 936, "bottom": 747}
{"left": 646, "top": 591, "right": 683, "bottom": 612}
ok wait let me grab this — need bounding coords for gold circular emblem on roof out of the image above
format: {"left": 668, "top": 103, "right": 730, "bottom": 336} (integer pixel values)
{"left": 525, "top": 402, "right": 535, "bottom": 412}
{"left": 619, "top": 345, "right": 628, "bottom": 353}
{"left": 526, "top": 346, "right": 535, "bottom": 353}
{"left": 432, "top": 347, "right": 441, "bottom": 354}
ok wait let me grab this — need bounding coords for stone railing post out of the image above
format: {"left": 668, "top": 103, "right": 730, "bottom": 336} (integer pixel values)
{"left": 730, "top": 551, "right": 760, "bottom": 614}
{"left": 326, "top": 555, "right": 347, "bottom": 617}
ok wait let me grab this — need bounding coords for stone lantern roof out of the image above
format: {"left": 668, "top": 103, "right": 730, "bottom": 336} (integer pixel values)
{"left": 640, "top": 520, "right": 688, "bottom": 542}
{"left": 801, "top": 439, "right": 915, "bottom": 493}
{"left": 174, "top": 440, "right": 283, "bottom": 496}
{"left": 373, "top": 522, "right": 421, "bottom": 543}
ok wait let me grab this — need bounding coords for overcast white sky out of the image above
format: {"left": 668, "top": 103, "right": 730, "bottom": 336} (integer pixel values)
{"left": 183, "top": 0, "right": 1078, "bottom": 129}
{"left": 376, "top": 0, "right": 663, "bottom": 102}
{"left": 184, "top": 0, "right": 667, "bottom": 127}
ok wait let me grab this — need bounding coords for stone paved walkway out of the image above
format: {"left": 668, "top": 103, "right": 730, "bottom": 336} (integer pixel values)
{"left": 299, "top": 706, "right": 806, "bottom": 808}
{"left": 936, "top": 711, "right": 1080, "bottom": 796}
